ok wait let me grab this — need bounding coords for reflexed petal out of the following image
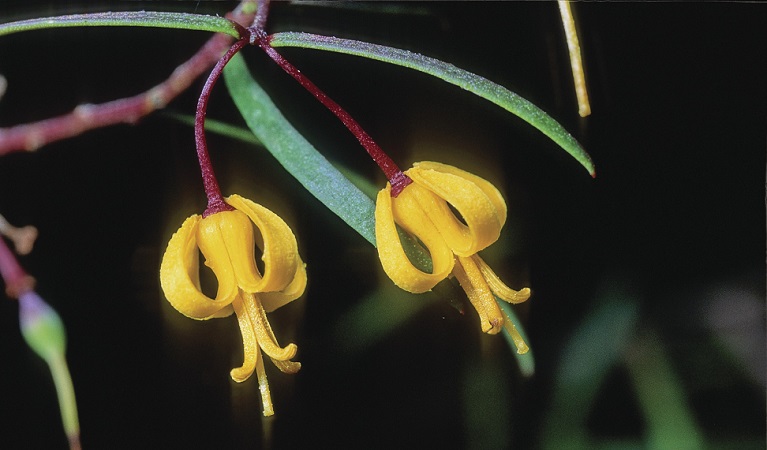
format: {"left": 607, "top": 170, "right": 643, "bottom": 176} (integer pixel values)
{"left": 413, "top": 161, "right": 508, "bottom": 226}
{"left": 160, "top": 215, "right": 237, "bottom": 319}
{"left": 453, "top": 255, "right": 504, "bottom": 334}
{"left": 407, "top": 163, "right": 503, "bottom": 256}
{"left": 472, "top": 255, "right": 531, "bottom": 304}
{"left": 272, "top": 358, "right": 302, "bottom": 374}
{"left": 227, "top": 195, "right": 300, "bottom": 293}
{"left": 375, "top": 184, "right": 454, "bottom": 293}
{"left": 260, "top": 259, "right": 307, "bottom": 312}
{"left": 230, "top": 294, "right": 258, "bottom": 382}
{"left": 242, "top": 292, "right": 298, "bottom": 361}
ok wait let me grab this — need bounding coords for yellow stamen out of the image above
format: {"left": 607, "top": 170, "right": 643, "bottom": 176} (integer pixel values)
{"left": 472, "top": 255, "right": 531, "bottom": 304}
{"left": 254, "top": 345, "right": 274, "bottom": 417}
{"left": 230, "top": 294, "right": 258, "bottom": 382}
{"left": 453, "top": 255, "right": 504, "bottom": 334}
{"left": 501, "top": 309, "right": 529, "bottom": 355}
{"left": 243, "top": 292, "right": 297, "bottom": 361}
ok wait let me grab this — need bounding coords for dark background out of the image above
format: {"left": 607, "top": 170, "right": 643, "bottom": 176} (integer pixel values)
{"left": 0, "top": 2, "right": 764, "bottom": 449}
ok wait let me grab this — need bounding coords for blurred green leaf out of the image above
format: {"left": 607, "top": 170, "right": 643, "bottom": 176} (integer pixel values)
{"left": 625, "top": 328, "right": 705, "bottom": 449}
{"left": 269, "top": 31, "right": 595, "bottom": 176}
{"left": 542, "top": 283, "right": 640, "bottom": 449}
{"left": 163, "top": 112, "right": 263, "bottom": 147}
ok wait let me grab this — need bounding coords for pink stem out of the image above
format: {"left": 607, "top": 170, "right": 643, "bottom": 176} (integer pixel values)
{"left": 0, "top": 237, "right": 34, "bottom": 299}
{"left": 0, "top": 2, "right": 257, "bottom": 156}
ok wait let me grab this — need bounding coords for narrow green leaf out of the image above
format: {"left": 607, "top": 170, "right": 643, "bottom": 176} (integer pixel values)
{"left": 269, "top": 31, "right": 595, "bottom": 176}
{"left": 223, "top": 52, "right": 378, "bottom": 245}
{"left": 0, "top": 11, "right": 240, "bottom": 38}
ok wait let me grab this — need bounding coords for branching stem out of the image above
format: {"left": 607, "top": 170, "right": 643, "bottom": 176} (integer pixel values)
{"left": 248, "top": 25, "right": 412, "bottom": 196}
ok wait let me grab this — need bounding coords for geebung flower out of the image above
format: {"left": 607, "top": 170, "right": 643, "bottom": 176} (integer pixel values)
{"left": 375, "top": 161, "right": 530, "bottom": 337}
{"left": 160, "top": 194, "right": 306, "bottom": 416}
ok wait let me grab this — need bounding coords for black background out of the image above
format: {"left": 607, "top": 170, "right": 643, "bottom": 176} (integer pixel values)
{"left": 0, "top": 2, "right": 764, "bottom": 449}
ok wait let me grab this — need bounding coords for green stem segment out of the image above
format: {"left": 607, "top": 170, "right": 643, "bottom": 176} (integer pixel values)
{"left": 49, "top": 355, "right": 81, "bottom": 450}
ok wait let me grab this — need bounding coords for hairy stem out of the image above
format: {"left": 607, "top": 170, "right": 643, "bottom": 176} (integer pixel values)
{"left": 253, "top": 32, "right": 412, "bottom": 196}
{"left": 197, "top": 39, "right": 249, "bottom": 216}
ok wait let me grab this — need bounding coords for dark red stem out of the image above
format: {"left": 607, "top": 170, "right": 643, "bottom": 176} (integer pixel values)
{"left": 254, "top": 33, "right": 412, "bottom": 196}
{"left": 0, "top": 238, "right": 35, "bottom": 299}
{"left": 196, "top": 38, "right": 250, "bottom": 217}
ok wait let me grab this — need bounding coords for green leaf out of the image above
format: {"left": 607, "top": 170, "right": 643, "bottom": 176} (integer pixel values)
{"left": 223, "top": 52, "right": 378, "bottom": 245}
{"left": 0, "top": 11, "right": 240, "bottom": 38}
{"left": 269, "top": 31, "right": 595, "bottom": 176}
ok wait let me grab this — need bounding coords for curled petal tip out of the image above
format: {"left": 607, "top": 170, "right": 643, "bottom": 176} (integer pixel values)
{"left": 230, "top": 367, "right": 254, "bottom": 383}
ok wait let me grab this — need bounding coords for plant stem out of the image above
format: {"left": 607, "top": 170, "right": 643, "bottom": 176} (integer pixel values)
{"left": 252, "top": 0, "right": 270, "bottom": 31}
{"left": 48, "top": 355, "right": 81, "bottom": 450}
{"left": 0, "top": 1, "right": 257, "bottom": 156}
{"left": 253, "top": 31, "right": 412, "bottom": 196}
{"left": 0, "top": 236, "right": 35, "bottom": 298}
{"left": 196, "top": 39, "right": 249, "bottom": 217}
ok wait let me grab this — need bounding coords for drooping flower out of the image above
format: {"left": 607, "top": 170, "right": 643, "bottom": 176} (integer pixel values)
{"left": 160, "top": 194, "right": 306, "bottom": 417}
{"left": 375, "top": 161, "right": 530, "bottom": 336}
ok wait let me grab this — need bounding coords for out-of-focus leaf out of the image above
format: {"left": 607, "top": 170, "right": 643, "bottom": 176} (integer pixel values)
{"left": 542, "top": 283, "right": 639, "bottom": 450}
{"left": 625, "top": 328, "right": 705, "bottom": 449}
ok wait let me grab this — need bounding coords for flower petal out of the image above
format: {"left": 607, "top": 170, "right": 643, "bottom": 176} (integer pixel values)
{"left": 452, "top": 255, "right": 504, "bottom": 334}
{"left": 472, "top": 255, "right": 531, "bottom": 304}
{"left": 196, "top": 209, "right": 260, "bottom": 292}
{"left": 414, "top": 161, "right": 507, "bottom": 226}
{"left": 160, "top": 215, "right": 237, "bottom": 319}
{"left": 375, "top": 184, "right": 454, "bottom": 293}
{"left": 260, "top": 259, "right": 307, "bottom": 313}
{"left": 227, "top": 195, "right": 301, "bottom": 293}
{"left": 407, "top": 162, "right": 505, "bottom": 256}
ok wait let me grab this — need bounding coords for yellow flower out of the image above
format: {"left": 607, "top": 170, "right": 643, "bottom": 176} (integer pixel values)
{"left": 160, "top": 194, "right": 306, "bottom": 416}
{"left": 375, "top": 161, "right": 530, "bottom": 337}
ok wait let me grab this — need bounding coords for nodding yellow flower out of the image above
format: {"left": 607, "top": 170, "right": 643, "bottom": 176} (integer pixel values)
{"left": 375, "top": 161, "right": 530, "bottom": 337}
{"left": 160, "top": 194, "right": 306, "bottom": 417}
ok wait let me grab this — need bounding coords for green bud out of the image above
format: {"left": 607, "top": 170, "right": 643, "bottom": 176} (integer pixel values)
{"left": 18, "top": 291, "right": 66, "bottom": 361}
